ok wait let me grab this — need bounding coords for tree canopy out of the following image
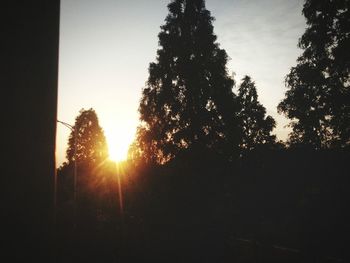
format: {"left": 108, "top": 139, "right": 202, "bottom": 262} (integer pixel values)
{"left": 278, "top": 0, "right": 350, "bottom": 148}
{"left": 238, "top": 76, "right": 276, "bottom": 152}
{"left": 66, "top": 108, "right": 109, "bottom": 165}
{"left": 137, "top": 0, "right": 240, "bottom": 163}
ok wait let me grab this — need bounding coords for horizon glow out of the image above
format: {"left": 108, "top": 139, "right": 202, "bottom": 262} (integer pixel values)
{"left": 56, "top": 0, "right": 305, "bottom": 166}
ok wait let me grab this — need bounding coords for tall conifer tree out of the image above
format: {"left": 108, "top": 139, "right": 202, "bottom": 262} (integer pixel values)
{"left": 238, "top": 76, "right": 276, "bottom": 151}
{"left": 66, "top": 108, "right": 108, "bottom": 165}
{"left": 137, "top": 0, "right": 239, "bottom": 163}
{"left": 278, "top": 0, "right": 350, "bottom": 148}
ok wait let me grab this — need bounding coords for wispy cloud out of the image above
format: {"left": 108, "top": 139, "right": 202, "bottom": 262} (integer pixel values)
{"left": 207, "top": 0, "right": 305, "bottom": 140}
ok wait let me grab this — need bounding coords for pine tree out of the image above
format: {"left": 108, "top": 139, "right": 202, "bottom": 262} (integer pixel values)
{"left": 238, "top": 76, "right": 276, "bottom": 151}
{"left": 137, "top": 0, "right": 239, "bottom": 163}
{"left": 278, "top": 0, "right": 350, "bottom": 148}
{"left": 66, "top": 108, "right": 108, "bottom": 165}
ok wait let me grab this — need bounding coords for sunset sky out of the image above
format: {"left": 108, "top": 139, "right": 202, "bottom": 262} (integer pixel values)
{"left": 56, "top": 0, "right": 306, "bottom": 166}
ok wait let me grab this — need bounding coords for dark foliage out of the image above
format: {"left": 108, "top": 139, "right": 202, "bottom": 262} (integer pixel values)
{"left": 56, "top": 161, "right": 122, "bottom": 262}
{"left": 136, "top": 0, "right": 240, "bottom": 164}
{"left": 66, "top": 108, "right": 108, "bottom": 165}
{"left": 237, "top": 76, "right": 277, "bottom": 152}
{"left": 96, "top": 148, "right": 350, "bottom": 263}
{"left": 56, "top": 109, "right": 118, "bottom": 261}
{"left": 278, "top": 0, "right": 350, "bottom": 148}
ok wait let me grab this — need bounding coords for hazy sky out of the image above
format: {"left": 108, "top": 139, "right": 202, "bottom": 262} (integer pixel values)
{"left": 57, "top": 0, "right": 305, "bottom": 166}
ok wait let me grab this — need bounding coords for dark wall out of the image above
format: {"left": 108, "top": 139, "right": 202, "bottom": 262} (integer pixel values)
{"left": 3, "top": 2, "right": 60, "bottom": 262}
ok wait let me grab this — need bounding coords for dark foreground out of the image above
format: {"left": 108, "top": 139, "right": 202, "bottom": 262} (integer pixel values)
{"left": 55, "top": 148, "right": 349, "bottom": 263}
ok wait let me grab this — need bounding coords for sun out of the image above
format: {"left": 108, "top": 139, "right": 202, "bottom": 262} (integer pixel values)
{"left": 106, "top": 130, "right": 133, "bottom": 163}
{"left": 109, "top": 145, "right": 126, "bottom": 163}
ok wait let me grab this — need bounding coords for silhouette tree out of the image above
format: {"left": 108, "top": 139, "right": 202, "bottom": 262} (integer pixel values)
{"left": 57, "top": 109, "right": 115, "bottom": 235}
{"left": 58, "top": 108, "right": 109, "bottom": 203}
{"left": 238, "top": 76, "right": 276, "bottom": 152}
{"left": 127, "top": 125, "right": 154, "bottom": 164}
{"left": 137, "top": 0, "right": 239, "bottom": 163}
{"left": 66, "top": 108, "right": 108, "bottom": 165}
{"left": 278, "top": 0, "right": 350, "bottom": 148}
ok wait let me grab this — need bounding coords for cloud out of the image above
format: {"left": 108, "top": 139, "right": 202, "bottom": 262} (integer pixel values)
{"left": 207, "top": 0, "right": 305, "bottom": 140}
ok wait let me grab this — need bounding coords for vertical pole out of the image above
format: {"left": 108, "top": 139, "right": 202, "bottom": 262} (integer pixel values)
{"left": 74, "top": 127, "right": 78, "bottom": 229}
{"left": 116, "top": 162, "right": 124, "bottom": 261}
{"left": 54, "top": 160, "right": 57, "bottom": 227}
{"left": 53, "top": 153, "right": 58, "bottom": 263}
{"left": 116, "top": 163, "right": 124, "bottom": 217}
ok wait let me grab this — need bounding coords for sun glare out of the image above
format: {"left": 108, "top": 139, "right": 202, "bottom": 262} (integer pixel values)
{"left": 106, "top": 129, "right": 133, "bottom": 163}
